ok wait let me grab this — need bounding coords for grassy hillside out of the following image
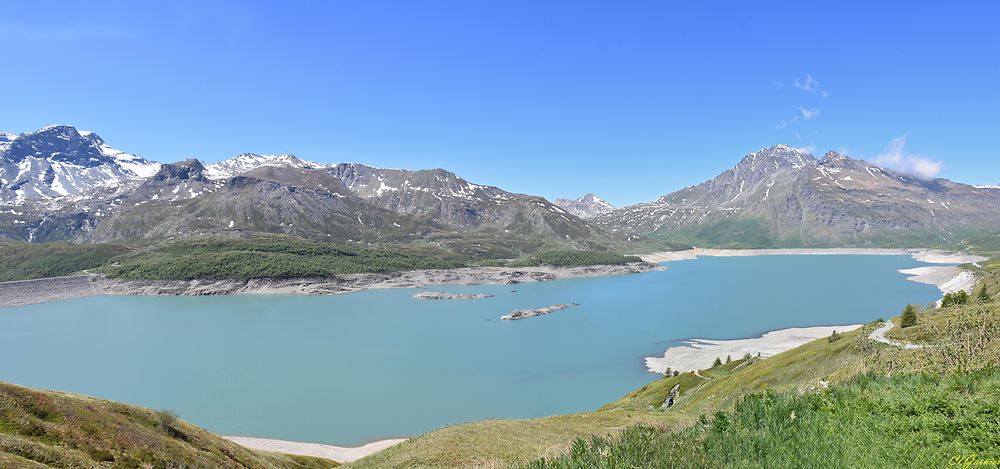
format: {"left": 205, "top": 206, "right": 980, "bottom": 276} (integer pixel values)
{"left": 0, "top": 241, "right": 131, "bottom": 281}
{"left": 101, "top": 235, "right": 467, "bottom": 280}
{"left": 0, "top": 382, "right": 336, "bottom": 468}
{"left": 506, "top": 250, "right": 642, "bottom": 267}
{"left": 528, "top": 369, "right": 1000, "bottom": 468}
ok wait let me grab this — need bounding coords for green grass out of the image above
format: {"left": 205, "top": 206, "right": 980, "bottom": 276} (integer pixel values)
{"left": 104, "top": 239, "right": 652, "bottom": 280}
{"left": 507, "top": 250, "right": 642, "bottom": 267}
{"left": 348, "top": 412, "right": 687, "bottom": 469}
{"left": 0, "top": 381, "right": 336, "bottom": 468}
{"left": 0, "top": 241, "right": 132, "bottom": 281}
{"left": 527, "top": 369, "right": 1000, "bottom": 469}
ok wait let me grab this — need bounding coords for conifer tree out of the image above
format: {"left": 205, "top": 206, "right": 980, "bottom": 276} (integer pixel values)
{"left": 900, "top": 304, "right": 918, "bottom": 328}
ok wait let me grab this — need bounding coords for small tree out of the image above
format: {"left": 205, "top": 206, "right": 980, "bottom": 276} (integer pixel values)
{"left": 828, "top": 330, "right": 841, "bottom": 342}
{"left": 900, "top": 304, "right": 918, "bottom": 328}
{"left": 942, "top": 291, "right": 971, "bottom": 307}
{"left": 712, "top": 357, "right": 722, "bottom": 367}
{"left": 978, "top": 285, "right": 991, "bottom": 304}
{"left": 672, "top": 370, "right": 680, "bottom": 377}
{"left": 663, "top": 367, "right": 672, "bottom": 377}
{"left": 725, "top": 355, "right": 732, "bottom": 364}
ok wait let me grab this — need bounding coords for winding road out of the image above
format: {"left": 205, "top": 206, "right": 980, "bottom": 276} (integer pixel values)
{"left": 868, "top": 320, "right": 925, "bottom": 350}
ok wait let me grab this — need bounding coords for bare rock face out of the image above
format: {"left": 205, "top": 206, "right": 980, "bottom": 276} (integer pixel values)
{"left": 596, "top": 145, "right": 1000, "bottom": 247}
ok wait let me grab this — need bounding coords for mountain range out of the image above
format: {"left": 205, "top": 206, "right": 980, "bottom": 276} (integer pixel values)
{"left": 2, "top": 126, "right": 998, "bottom": 251}
{"left": 0, "top": 126, "right": 607, "bottom": 256}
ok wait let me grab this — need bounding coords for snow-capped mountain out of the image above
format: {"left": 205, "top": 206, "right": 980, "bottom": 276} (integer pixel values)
{"left": 595, "top": 144, "right": 1000, "bottom": 247}
{"left": 554, "top": 193, "right": 615, "bottom": 218}
{"left": 974, "top": 184, "right": 1000, "bottom": 190}
{"left": 204, "top": 153, "right": 327, "bottom": 180}
{"left": 0, "top": 125, "right": 160, "bottom": 205}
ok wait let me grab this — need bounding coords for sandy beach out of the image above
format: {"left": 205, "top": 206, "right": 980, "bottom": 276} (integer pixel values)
{"left": 644, "top": 324, "right": 863, "bottom": 374}
{"left": 225, "top": 435, "right": 406, "bottom": 463}
{"left": 639, "top": 247, "right": 987, "bottom": 265}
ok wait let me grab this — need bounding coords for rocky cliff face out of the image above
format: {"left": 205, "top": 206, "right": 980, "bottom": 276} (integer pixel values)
{"left": 596, "top": 145, "right": 1000, "bottom": 247}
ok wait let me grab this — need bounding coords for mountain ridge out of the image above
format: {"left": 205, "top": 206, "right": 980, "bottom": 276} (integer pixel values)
{"left": 595, "top": 144, "right": 1000, "bottom": 247}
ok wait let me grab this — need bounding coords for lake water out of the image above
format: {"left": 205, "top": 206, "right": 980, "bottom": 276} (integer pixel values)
{"left": 0, "top": 255, "right": 940, "bottom": 445}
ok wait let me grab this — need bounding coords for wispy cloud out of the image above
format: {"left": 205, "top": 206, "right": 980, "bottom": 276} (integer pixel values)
{"left": 799, "top": 106, "right": 819, "bottom": 120}
{"left": 794, "top": 74, "right": 820, "bottom": 92}
{"left": 776, "top": 116, "right": 798, "bottom": 130}
{"left": 874, "top": 135, "right": 942, "bottom": 179}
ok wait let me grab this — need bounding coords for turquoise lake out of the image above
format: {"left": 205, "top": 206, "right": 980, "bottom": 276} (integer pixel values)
{"left": 0, "top": 255, "right": 941, "bottom": 445}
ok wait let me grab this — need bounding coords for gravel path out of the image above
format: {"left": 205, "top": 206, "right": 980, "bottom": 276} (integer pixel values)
{"left": 868, "top": 320, "right": 925, "bottom": 349}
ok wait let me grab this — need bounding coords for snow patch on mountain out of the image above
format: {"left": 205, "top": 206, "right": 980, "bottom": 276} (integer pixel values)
{"left": 0, "top": 125, "right": 161, "bottom": 206}
{"left": 204, "top": 153, "right": 327, "bottom": 180}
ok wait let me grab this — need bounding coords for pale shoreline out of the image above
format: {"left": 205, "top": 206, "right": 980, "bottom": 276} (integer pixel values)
{"left": 224, "top": 435, "right": 406, "bottom": 463}
{"left": 639, "top": 247, "right": 987, "bottom": 265}
{"left": 644, "top": 324, "right": 863, "bottom": 374}
{"left": 0, "top": 262, "right": 662, "bottom": 309}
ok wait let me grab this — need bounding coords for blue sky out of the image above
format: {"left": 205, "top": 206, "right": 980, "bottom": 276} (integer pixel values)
{"left": 2, "top": 1, "right": 997, "bottom": 205}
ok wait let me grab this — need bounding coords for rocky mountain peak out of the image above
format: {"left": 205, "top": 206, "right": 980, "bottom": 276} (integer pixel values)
{"left": 737, "top": 144, "right": 817, "bottom": 171}
{"left": 554, "top": 193, "right": 615, "bottom": 219}
{"left": 204, "top": 153, "right": 324, "bottom": 180}
{"left": 4, "top": 125, "right": 112, "bottom": 167}
{"left": 154, "top": 159, "right": 208, "bottom": 182}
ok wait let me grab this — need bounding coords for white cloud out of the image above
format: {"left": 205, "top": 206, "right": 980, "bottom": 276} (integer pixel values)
{"left": 800, "top": 107, "right": 819, "bottom": 120}
{"left": 794, "top": 74, "right": 819, "bottom": 92}
{"left": 874, "top": 135, "right": 942, "bottom": 180}
{"left": 821, "top": 90, "right": 829, "bottom": 99}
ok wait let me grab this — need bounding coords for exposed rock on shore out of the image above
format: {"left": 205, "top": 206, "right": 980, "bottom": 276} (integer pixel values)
{"left": 501, "top": 303, "right": 579, "bottom": 320}
{"left": 0, "top": 262, "right": 663, "bottom": 308}
{"left": 413, "top": 291, "right": 493, "bottom": 300}
{"left": 0, "top": 275, "right": 103, "bottom": 308}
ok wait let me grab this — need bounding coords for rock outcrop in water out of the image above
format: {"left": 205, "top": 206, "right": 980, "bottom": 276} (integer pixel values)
{"left": 501, "top": 303, "right": 579, "bottom": 320}
{"left": 413, "top": 291, "right": 493, "bottom": 300}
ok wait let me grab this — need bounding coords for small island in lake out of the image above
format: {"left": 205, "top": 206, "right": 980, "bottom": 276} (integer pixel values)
{"left": 501, "top": 303, "right": 579, "bottom": 320}
{"left": 413, "top": 291, "right": 494, "bottom": 300}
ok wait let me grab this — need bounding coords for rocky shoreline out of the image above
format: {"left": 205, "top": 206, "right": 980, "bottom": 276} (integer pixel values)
{"left": 0, "top": 262, "right": 663, "bottom": 308}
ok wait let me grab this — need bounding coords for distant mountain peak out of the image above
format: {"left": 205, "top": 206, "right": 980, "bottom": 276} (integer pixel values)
{"left": 0, "top": 124, "right": 160, "bottom": 205}
{"left": 554, "top": 193, "right": 615, "bottom": 219}
{"left": 204, "top": 153, "right": 325, "bottom": 180}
